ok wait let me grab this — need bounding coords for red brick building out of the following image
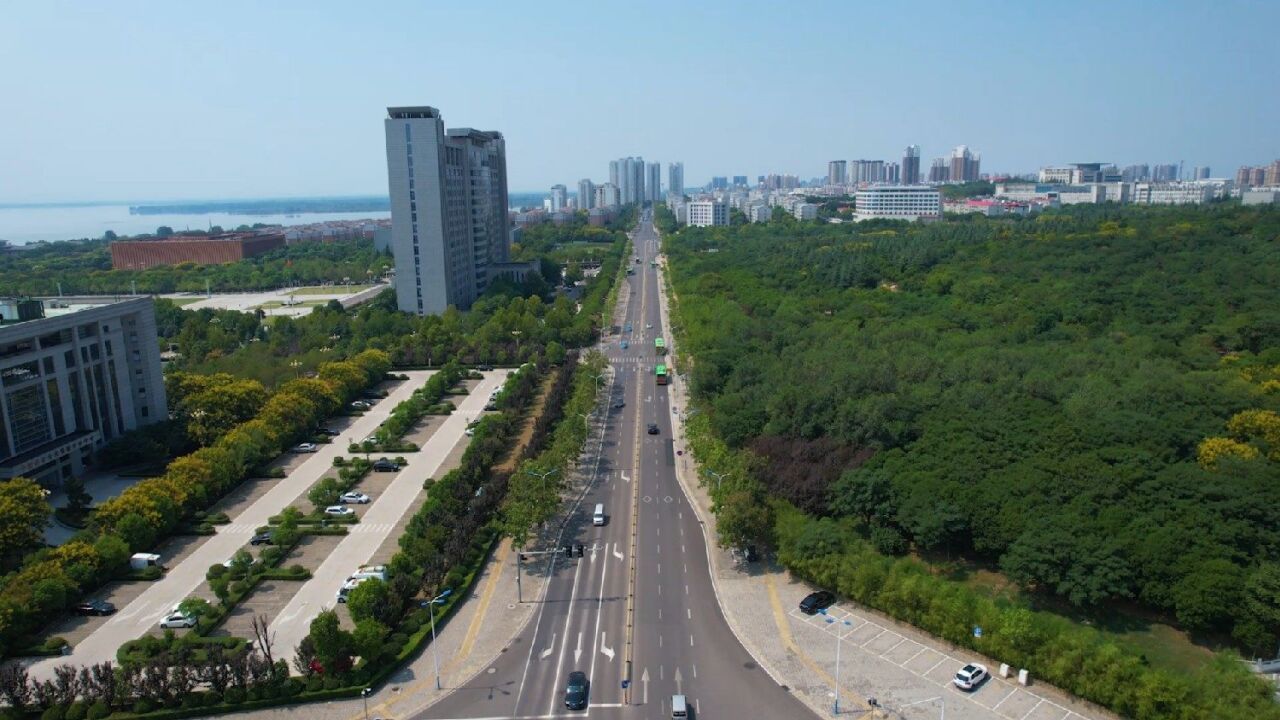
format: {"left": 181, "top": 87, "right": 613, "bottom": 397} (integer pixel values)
{"left": 109, "top": 232, "right": 286, "bottom": 270}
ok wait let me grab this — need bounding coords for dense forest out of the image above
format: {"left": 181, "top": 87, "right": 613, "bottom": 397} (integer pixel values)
{"left": 0, "top": 236, "right": 391, "bottom": 295}
{"left": 666, "top": 204, "right": 1280, "bottom": 654}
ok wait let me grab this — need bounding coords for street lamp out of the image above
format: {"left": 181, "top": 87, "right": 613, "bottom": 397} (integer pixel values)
{"left": 706, "top": 469, "right": 729, "bottom": 492}
{"left": 524, "top": 466, "right": 559, "bottom": 493}
{"left": 423, "top": 588, "right": 453, "bottom": 690}
{"left": 511, "top": 330, "right": 523, "bottom": 359}
{"left": 820, "top": 610, "right": 853, "bottom": 716}
{"left": 289, "top": 359, "right": 302, "bottom": 378}
{"left": 360, "top": 687, "right": 372, "bottom": 720}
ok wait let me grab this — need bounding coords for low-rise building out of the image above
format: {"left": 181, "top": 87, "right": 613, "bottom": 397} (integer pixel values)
{"left": 0, "top": 297, "right": 167, "bottom": 489}
{"left": 854, "top": 186, "right": 941, "bottom": 221}
{"left": 748, "top": 204, "right": 773, "bottom": 223}
{"left": 793, "top": 203, "right": 818, "bottom": 220}
{"left": 1131, "top": 182, "right": 1211, "bottom": 205}
{"left": 110, "top": 232, "right": 285, "bottom": 270}
{"left": 687, "top": 201, "right": 728, "bottom": 227}
{"left": 1242, "top": 189, "right": 1280, "bottom": 205}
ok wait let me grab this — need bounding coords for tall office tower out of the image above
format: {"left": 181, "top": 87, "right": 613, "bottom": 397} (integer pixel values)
{"left": 668, "top": 162, "right": 684, "bottom": 197}
{"left": 549, "top": 184, "right": 567, "bottom": 212}
{"left": 1152, "top": 164, "right": 1179, "bottom": 182}
{"left": 634, "top": 158, "right": 647, "bottom": 203}
{"left": 647, "top": 162, "right": 661, "bottom": 202}
{"left": 1194, "top": 166, "right": 1211, "bottom": 180}
{"left": 732, "top": 175, "right": 748, "bottom": 187}
{"left": 928, "top": 158, "right": 950, "bottom": 183}
{"left": 828, "top": 160, "right": 847, "bottom": 186}
{"left": 1267, "top": 160, "right": 1280, "bottom": 186}
{"left": 902, "top": 145, "right": 921, "bottom": 185}
{"left": 1236, "top": 167, "right": 1253, "bottom": 187}
{"left": 578, "top": 179, "right": 595, "bottom": 210}
{"left": 609, "top": 160, "right": 620, "bottom": 189}
{"left": 711, "top": 176, "right": 728, "bottom": 190}
{"left": 885, "top": 161, "right": 901, "bottom": 184}
{"left": 1253, "top": 166, "right": 1269, "bottom": 186}
{"left": 384, "top": 106, "right": 510, "bottom": 315}
{"left": 619, "top": 157, "right": 635, "bottom": 204}
{"left": 1122, "top": 164, "right": 1150, "bottom": 182}
{"left": 950, "top": 146, "right": 980, "bottom": 182}
{"left": 595, "top": 183, "right": 620, "bottom": 208}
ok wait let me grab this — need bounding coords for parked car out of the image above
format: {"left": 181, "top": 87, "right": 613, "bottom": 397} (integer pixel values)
{"left": 317, "top": 427, "right": 341, "bottom": 437}
{"left": 484, "top": 403, "right": 498, "bottom": 411}
{"left": 624, "top": 323, "right": 632, "bottom": 332}
{"left": 249, "top": 532, "right": 273, "bottom": 546}
{"left": 372, "top": 458, "right": 400, "bottom": 472}
{"left": 647, "top": 423, "right": 659, "bottom": 435}
{"left": 362, "top": 435, "right": 380, "bottom": 445}
{"left": 477, "top": 364, "right": 494, "bottom": 371}
{"left": 953, "top": 663, "right": 989, "bottom": 691}
{"left": 799, "top": 590, "right": 836, "bottom": 614}
{"left": 613, "top": 400, "right": 626, "bottom": 409}
{"left": 159, "top": 612, "right": 196, "bottom": 629}
{"left": 351, "top": 400, "right": 372, "bottom": 410}
{"left": 621, "top": 340, "right": 629, "bottom": 349}
{"left": 291, "top": 442, "right": 317, "bottom": 453}
{"left": 564, "top": 670, "right": 589, "bottom": 711}
{"left": 73, "top": 600, "right": 116, "bottom": 616}
{"left": 324, "top": 506, "right": 355, "bottom": 517}
{"left": 340, "top": 491, "right": 371, "bottom": 504}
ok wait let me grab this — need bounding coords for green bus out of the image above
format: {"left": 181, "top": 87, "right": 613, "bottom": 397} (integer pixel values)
{"left": 655, "top": 337, "right": 666, "bottom": 355}
{"left": 655, "top": 364, "right": 669, "bottom": 385}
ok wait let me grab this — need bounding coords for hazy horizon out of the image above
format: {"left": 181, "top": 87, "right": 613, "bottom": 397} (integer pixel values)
{"left": 2, "top": 1, "right": 1277, "bottom": 203}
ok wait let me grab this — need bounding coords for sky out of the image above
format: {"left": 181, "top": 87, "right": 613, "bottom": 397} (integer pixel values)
{"left": 1, "top": 0, "right": 1277, "bottom": 203}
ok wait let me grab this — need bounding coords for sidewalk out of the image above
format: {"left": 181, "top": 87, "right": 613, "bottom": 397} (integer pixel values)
{"left": 653, "top": 261, "right": 1118, "bottom": 720}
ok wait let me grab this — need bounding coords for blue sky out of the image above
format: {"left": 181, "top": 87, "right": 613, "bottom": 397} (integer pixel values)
{"left": 1, "top": 1, "right": 1276, "bottom": 202}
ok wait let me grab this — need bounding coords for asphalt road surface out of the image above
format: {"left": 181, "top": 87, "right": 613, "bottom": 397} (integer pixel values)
{"left": 419, "top": 210, "right": 813, "bottom": 719}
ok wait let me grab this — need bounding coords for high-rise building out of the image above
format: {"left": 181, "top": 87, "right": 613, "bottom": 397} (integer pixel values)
{"left": 711, "top": 176, "right": 728, "bottom": 190}
{"left": 1152, "top": 164, "right": 1180, "bottom": 182}
{"left": 732, "top": 175, "right": 748, "bottom": 187}
{"left": 928, "top": 158, "right": 950, "bottom": 183}
{"left": 595, "top": 183, "right": 620, "bottom": 208}
{"left": 577, "top": 179, "right": 595, "bottom": 210}
{"left": 1122, "top": 164, "right": 1149, "bottom": 182}
{"left": 668, "top": 162, "right": 684, "bottom": 197}
{"left": 647, "top": 162, "right": 661, "bottom": 202}
{"left": 384, "top": 106, "right": 509, "bottom": 315}
{"left": 950, "top": 146, "right": 981, "bottom": 183}
{"left": 609, "top": 160, "right": 620, "bottom": 189}
{"left": 1194, "top": 166, "right": 1211, "bottom": 180}
{"left": 619, "top": 157, "right": 635, "bottom": 204}
{"left": 1267, "top": 160, "right": 1280, "bottom": 186}
{"left": 687, "top": 201, "right": 728, "bottom": 227}
{"left": 549, "top": 184, "right": 567, "bottom": 212}
{"left": 633, "top": 157, "right": 646, "bottom": 203}
{"left": 828, "top": 160, "right": 847, "bottom": 186}
{"left": 885, "top": 162, "right": 901, "bottom": 185}
{"left": 902, "top": 146, "right": 921, "bottom": 185}
{"left": 1253, "top": 166, "right": 1269, "bottom": 186}
{"left": 0, "top": 297, "right": 167, "bottom": 489}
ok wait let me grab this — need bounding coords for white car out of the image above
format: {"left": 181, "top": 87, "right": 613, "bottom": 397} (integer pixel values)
{"left": 324, "top": 505, "right": 355, "bottom": 517}
{"left": 339, "top": 491, "right": 370, "bottom": 504}
{"left": 953, "top": 663, "right": 989, "bottom": 691}
{"left": 362, "top": 435, "right": 379, "bottom": 445}
{"left": 465, "top": 427, "right": 476, "bottom": 437}
{"left": 336, "top": 577, "right": 369, "bottom": 602}
{"left": 291, "top": 443, "right": 317, "bottom": 453}
{"left": 159, "top": 612, "right": 196, "bottom": 629}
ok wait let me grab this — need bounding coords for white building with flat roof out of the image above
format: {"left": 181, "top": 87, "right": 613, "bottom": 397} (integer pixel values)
{"left": 854, "top": 186, "right": 942, "bottom": 221}
{"left": 1131, "top": 182, "right": 1212, "bottom": 205}
{"left": 793, "top": 203, "right": 818, "bottom": 220}
{"left": 748, "top": 204, "right": 773, "bottom": 223}
{"left": 0, "top": 297, "right": 166, "bottom": 489}
{"left": 687, "top": 201, "right": 728, "bottom": 227}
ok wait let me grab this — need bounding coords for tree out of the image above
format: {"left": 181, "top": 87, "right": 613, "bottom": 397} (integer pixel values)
{"left": 352, "top": 618, "right": 389, "bottom": 664}
{"left": 307, "top": 478, "right": 342, "bottom": 509}
{"left": 346, "top": 577, "right": 397, "bottom": 625}
{"left": 177, "top": 597, "right": 213, "bottom": 620}
{"left": 251, "top": 613, "right": 276, "bottom": 667}
{"left": 0, "top": 477, "right": 52, "bottom": 569}
{"left": 63, "top": 475, "right": 92, "bottom": 513}
{"left": 716, "top": 488, "right": 775, "bottom": 550}
{"left": 307, "top": 609, "right": 352, "bottom": 675}
{"left": 156, "top": 226, "right": 174, "bottom": 237}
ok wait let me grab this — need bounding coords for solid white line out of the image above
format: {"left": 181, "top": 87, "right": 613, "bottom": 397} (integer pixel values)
{"left": 1019, "top": 699, "right": 1046, "bottom": 720}
{"left": 923, "top": 656, "right": 949, "bottom": 675}
{"left": 990, "top": 687, "right": 1018, "bottom": 711}
{"left": 547, "top": 559, "right": 585, "bottom": 716}
{"left": 587, "top": 535, "right": 608, "bottom": 686}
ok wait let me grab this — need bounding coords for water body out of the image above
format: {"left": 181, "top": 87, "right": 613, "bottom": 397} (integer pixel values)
{"left": 0, "top": 192, "right": 548, "bottom": 245}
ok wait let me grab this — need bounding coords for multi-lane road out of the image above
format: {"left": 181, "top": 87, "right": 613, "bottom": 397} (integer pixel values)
{"left": 420, "top": 211, "right": 813, "bottom": 719}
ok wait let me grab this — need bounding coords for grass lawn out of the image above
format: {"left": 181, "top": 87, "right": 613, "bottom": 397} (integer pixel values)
{"left": 166, "top": 297, "right": 203, "bottom": 306}
{"left": 289, "top": 283, "right": 379, "bottom": 295}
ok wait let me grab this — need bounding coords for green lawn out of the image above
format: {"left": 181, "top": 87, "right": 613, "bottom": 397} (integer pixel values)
{"left": 166, "top": 297, "right": 203, "bottom": 306}
{"left": 288, "top": 283, "right": 379, "bottom": 295}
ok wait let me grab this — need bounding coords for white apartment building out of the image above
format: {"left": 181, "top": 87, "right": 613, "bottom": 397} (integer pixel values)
{"left": 793, "top": 203, "right": 818, "bottom": 220}
{"left": 577, "top": 179, "right": 595, "bottom": 210}
{"left": 595, "top": 183, "right": 620, "bottom": 208}
{"left": 748, "top": 204, "right": 773, "bottom": 223}
{"left": 687, "top": 201, "right": 728, "bottom": 227}
{"left": 854, "top": 186, "right": 942, "bottom": 221}
{"left": 384, "top": 106, "right": 510, "bottom": 315}
{"left": 0, "top": 297, "right": 167, "bottom": 489}
{"left": 1131, "top": 183, "right": 1211, "bottom": 205}
{"left": 549, "top": 184, "right": 567, "bottom": 212}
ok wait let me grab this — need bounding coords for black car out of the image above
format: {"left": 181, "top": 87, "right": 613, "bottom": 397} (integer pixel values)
{"left": 250, "top": 532, "right": 273, "bottom": 546}
{"left": 372, "top": 458, "right": 400, "bottom": 472}
{"left": 73, "top": 600, "right": 116, "bottom": 616}
{"left": 612, "top": 400, "right": 626, "bottom": 409}
{"left": 317, "top": 427, "right": 341, "bottom": 437}
{"left": 564, "top": 670, "right": 588, "bottom": 711}
{"left": 799, "top": 590, "right": 837, "bottom": 614}
{"left": 477, "top": 364, "right": 494, "bottom": 371}
{"left": 646, "top": 423, "right": 659, "bottom": 435}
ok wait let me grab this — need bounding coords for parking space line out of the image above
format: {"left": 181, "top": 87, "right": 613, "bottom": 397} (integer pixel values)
{"left": 1019, "top": 698, "right": 1045, "bottom": 720}
{"left": 990, "top": 688, "right": 1018, "bottom": 711}
{"left": 901, "top": 646, "right": 927, "bottom": 666}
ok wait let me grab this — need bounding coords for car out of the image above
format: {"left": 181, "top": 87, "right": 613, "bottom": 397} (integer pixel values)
{"left": 372, "top": 458, "right": 400, "bottom": 472}
{"left": 564, "top": 670, "right": 589, "bottom": 711}
{"left": 799, "top": 590, "right": 836, "bottom": 614}
{"left": 624, "top": 323, "right": 632, "bottom": 332}
{"left": 351, "top": 400, "right": 371, "bottom": 410}
{"left": 159, "top": 612, "right": 196, "bottom": 629}
{"left": 953, "top": 663, "right": 989, "bottom": 691}
{"left": 317, "top": 427, "right": 341, "bottom": 437}
{"left": 340, "top": 491, "right": 371, "bottom": 504}
{"left": 645, "top": 323, "right": 652, "bottom": 329}
{"left": 634, "top": 257, "right": 641, "bottom": 264}
{"left": 291, "top": 442, "right": 317, "bottom": 453}
{"left": 249, "top": 532, "right": 273, "bottom": 546}
{"left": 647, "top": 423, "right": 659, "bottom": 435}
{"left": 621, "top": 340, "right": 629, "bottom": 349}
{"left": 465, "top": 428, "right": 476, "bottom": 437}
{"left": 484, "top": 403, "right": 498, "bottom": 411}
{"left": 362, "top": 435, "right": 380, "bottom": 445}
{"left": 477, "top": 364, "right": 494, "bottom": 371}
{"left": 324, "top": 505, "right": 355, "bottom": 517}
{"left": 73, "top": 600, "right": 116, "bottom": 616}
{"left": 612, "top": 400, "right": 626, "bottom": 409}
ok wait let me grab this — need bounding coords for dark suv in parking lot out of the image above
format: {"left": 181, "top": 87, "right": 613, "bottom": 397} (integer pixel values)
{"left": 799, "top": 590, "right": 836, "bottom": 614}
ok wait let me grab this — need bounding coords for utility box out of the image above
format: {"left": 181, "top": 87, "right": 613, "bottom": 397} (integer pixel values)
{"left": 999, "top": 663, "right": 1011, "bottom": 678}
{"left": 1018, "top": 668, "right": 1030, "bottom": 686}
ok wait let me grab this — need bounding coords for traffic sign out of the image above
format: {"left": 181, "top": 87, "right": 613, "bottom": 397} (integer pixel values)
{"left": 621, "top": 680, "right": 630, "bottom": 689}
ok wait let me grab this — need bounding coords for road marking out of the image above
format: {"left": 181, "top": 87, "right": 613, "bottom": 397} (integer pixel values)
{"left": 687, "top": 608, "right": 691, "bottom": 619}
{"left": 574, "top": 631, "right": 583, "bottom": 665}
{"left": 1020, "top": 699, "right": 1046, "bottom": 720}
{"left": 692, "top": 663, "right": 697, "bottom": 678}
{"left": 612, "top": 543, "right": 623, "bottom": 560}
{"left": 540, "top": 634, "right": 556, "bottom": 660}
{"left": 456, "top": 540, "right": 508, "bottom": 661}
{"left": 685, "top": 584, "right": 689, "bottom": 595}
{"left": 659, "top": 635, "right": 663, "bottom": 647}
{"left": 690, "top": 634, "right": 694, "bottom": 647}
{"left": 600, "top": 632, "right": 614, "bottom": 661}
{"left": 657, "top": 562, "right": 661, "bottom": 574}
{"left": 547, "top": 558, "right": 585, "bottom": 716}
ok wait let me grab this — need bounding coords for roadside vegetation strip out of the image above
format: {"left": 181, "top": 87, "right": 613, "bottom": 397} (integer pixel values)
{"left": 0, "top": 350, "right": 391, "bottom": 661}
{"left": 362, "top": 363, "right": 466, "bottom": 452}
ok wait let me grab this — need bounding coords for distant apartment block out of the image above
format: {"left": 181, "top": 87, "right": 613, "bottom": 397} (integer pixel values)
{"left": 854, "top": 186, "right": 942, "bottom": 221}
{"left": 647, "top": 162, "right": 662, "bottom": 202}
{"left": 549, "top": 184, "right": 567, "bottom": 212}
{"left": 0, "top": 297, "right": 167, "bottom": 489}
{"left": 384, "top": 106, "right": 511, "bottom": 315}
{"left": 578, "top": 179, "right": 595, "bottom": 210}
{"left": 668, "top": 162, "right": 684, "bottom": 197}
{"left": 950, "top": 146, "right": 981, "bottom": 183}
{"left": 902, "top": 145, "right": 921, "bottom": 185}
{"left": 687, "top": 201, "right": 728, "bottom": 227}
{"left": 792, "top": 203, "right": 818, "bottom": 221}
{"left": 109, "top": 232, "right": 284, "bottom": 270}
{"left": 928, "top": 158, "right": 949, "bottom": 183}
{"left": 1131, "top": 182, "right": 1211, "bottom": 205}
{"left": 748, "top": 204, "right": 773, "bottom": 223}
{"left": 828, "top": 160, "right": 847, "bottom": 186}
{"left": 595, "top": 183, "right": 621, "bottom": 208}
{"left": 1242, "top": 189, "right": 1280, "bottom": 205}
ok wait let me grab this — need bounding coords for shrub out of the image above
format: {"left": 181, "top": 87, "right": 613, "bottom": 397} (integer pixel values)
{"left": 281, "top": 678, "right": 303, "bottom": 697}
{"left": 132, "top": 699, "right": 155, "bottom": 714}
{"left": 207, "top": 564, "right": 227, "bottom": 580}
{"left": 41, "top": 706, "right": 66, "bottom": 720}
{"left": 63, "top": 703, "right": 86, "bottom": 720}
{"left": 223, "top": 687, "right": 245, "bottom": 704}
{"left": 306, "top": 676, "right": 323, "bottom": 692}
{"left": 86, "top": 702, "right": 110, "bottom": 720}
{"left": 870, "top": 524, "right": 907, "bottom": 556}
{"left": 203, "top": 691, "right": 222, "bottom": 706}
{"left": 333, "top": 456, "right": 346, "bottom": 467}
{"left": 180, "top": 694, "right": 202, "bottom": 709}
{"left": 322, "top": 676, "right": 342, "bottom": 691}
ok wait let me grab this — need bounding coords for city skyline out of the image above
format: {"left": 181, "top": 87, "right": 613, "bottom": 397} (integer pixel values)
{"left": 2, "top": 1, "right": 1278, "bottom": 203}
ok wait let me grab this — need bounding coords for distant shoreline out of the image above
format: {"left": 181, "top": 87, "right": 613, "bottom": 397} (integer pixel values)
{"left": 0, "top": 192, "right": 549, "bottom": 213}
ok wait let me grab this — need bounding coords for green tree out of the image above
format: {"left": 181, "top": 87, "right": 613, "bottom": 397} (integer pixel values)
{"left": 307, "top": 478, "right": 342, "bottom": 509}
{"left": 0, "top": 477, "right": 53, "bottom": 570}
{"left": 345, "top": 577, "right": 397, "bottom": 625}
{"left": 307, "top": 609, "right": 353, "bottom": 675}
{"left": 351, "top": 618, "right": 389, "bottom": 663}
{"left": 715, "top": 487, "right": 775, "bottom": 549}
{"left": 177, "top": 597, "right": 212, "bottom": 620}
{"left": 63, "top": 475, "right": 92, "bottom": 514}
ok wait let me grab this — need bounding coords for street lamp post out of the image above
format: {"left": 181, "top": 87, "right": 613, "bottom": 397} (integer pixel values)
{"left": 360, "top": 687, "right": 371, "bottom": 720}
{"left": 425, "top": 588, "right": 453, "bottom": 690}
{"left": 706, "top": 469, "right": 728, "bottom": 493}
{"left": 821, "top": 611, "right": 853, "bottom": 716}
{"left": 289, "top": 359, "right": 301, "bottom": 378}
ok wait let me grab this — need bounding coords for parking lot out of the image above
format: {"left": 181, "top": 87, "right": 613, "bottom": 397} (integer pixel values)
{"left": 786, "top": 599, "right": 1102, "bottom": 720}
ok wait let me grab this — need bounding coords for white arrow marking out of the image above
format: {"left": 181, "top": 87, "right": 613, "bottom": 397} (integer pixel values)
{"left": 674, "top": 666, "right": 684, "bottom": 694}
{"left": 621, "top": 471, "right": 630, "bottom": 484}
{"left": 613, "top": 543, "right": 624, "bottom": 560}
{"left": 601, "top": 632, "right": 614, "bottom": 660}
{"left": 574, "top": 631, "right": 582, "bottom": 664}
{"left": 540, "top": 633, "right": 556, "bottom": 660}
{"left": 277, "top": 602, "right": 306, "bottom": 625}
{"left": 590, "top": 544, "right": 598, "bottom": 562}
{"left": 641, "top": 667, "right": 650, "bottom": 705}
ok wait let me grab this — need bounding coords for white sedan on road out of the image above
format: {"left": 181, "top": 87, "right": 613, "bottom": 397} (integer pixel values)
{"left": 324, "top": 505, "right": 355, "bottom": 517}
{"left": 159, "top": 612, "right": 196, "bottom": 629}
{"left": 339, "top": 491, "right": 371, "bottom": 504}
{"left": 291, "top": 442, "right": 317, "bottom": 453}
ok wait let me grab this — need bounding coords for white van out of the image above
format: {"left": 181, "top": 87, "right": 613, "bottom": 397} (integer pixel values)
{"left": 592, "top": 503, "right": 606, "bottom": 526}
{"left": 671, "top": 694, "right": 688, "bottom": 718}
{"left": 350, "top": 566, "right": 387, "bottom": 582}
{"left": 336, "top": 577, "right": 369, "bottom": 603}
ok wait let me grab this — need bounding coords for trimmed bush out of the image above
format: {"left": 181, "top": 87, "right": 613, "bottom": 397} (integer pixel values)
{"left": 86, "top": 702, "right": 109, "bottom": 720}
